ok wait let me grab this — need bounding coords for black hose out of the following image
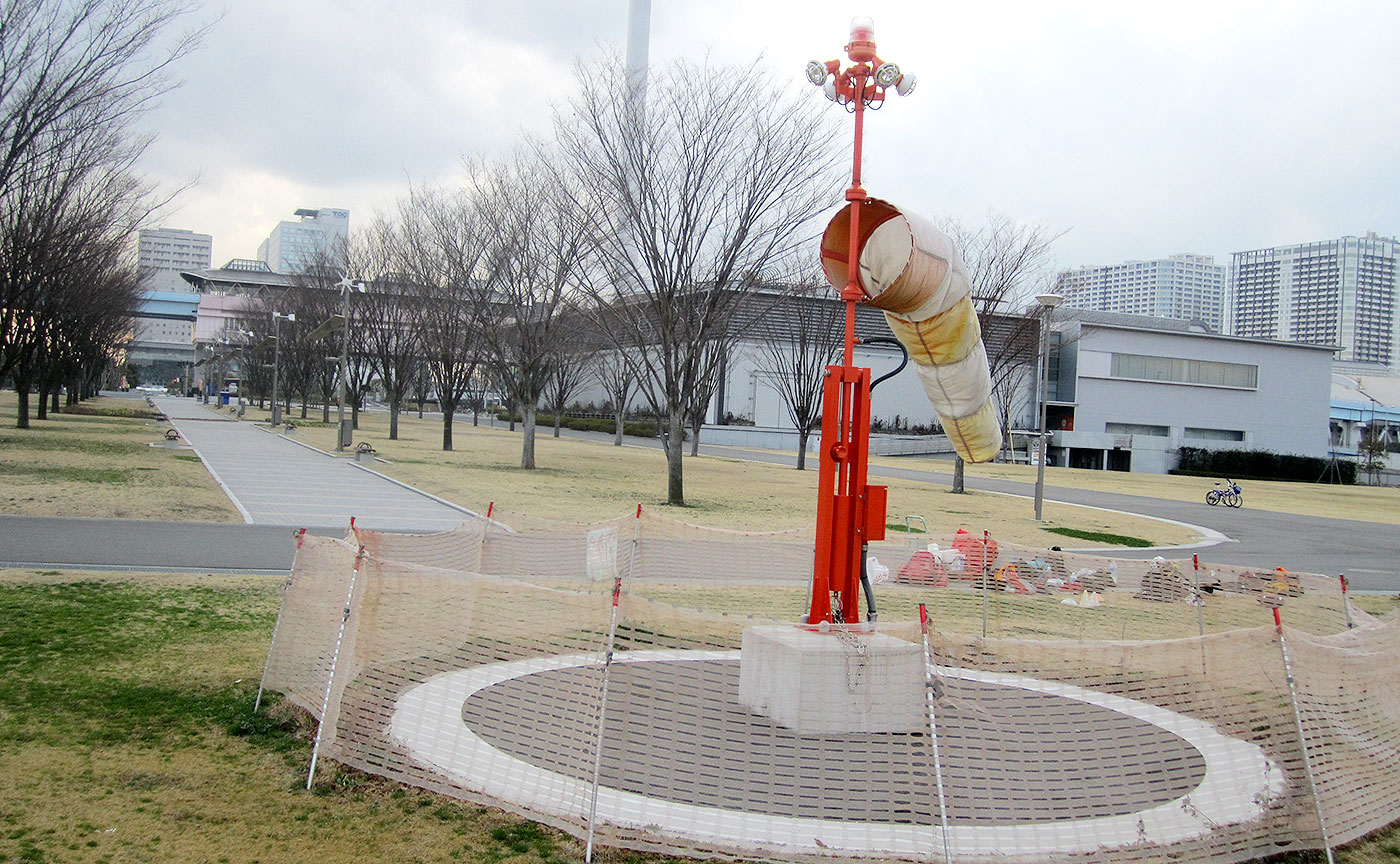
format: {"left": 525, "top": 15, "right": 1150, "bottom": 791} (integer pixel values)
{"left": 862, "top": 336, "right": 909, "bottom": 392}
{"left": 859, "top": 541, "right": 878, "bottom": 622}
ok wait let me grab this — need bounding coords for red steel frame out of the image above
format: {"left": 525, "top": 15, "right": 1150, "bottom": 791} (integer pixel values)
{"left": 807, "top": 32, "right": 895, "bottom": 626}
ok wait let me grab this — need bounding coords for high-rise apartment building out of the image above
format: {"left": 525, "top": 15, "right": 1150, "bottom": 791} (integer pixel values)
{"left": 1055, "top": 254, "right": 1226, "bottom": 332}
{"left": 256, "top": 207, "right": 349, "bottom": 274}
{"left": 137, "top": 228, "right": 212, "bottom": 293}
{"left": 1229, "top": 233, "right": 1399, "bottom": 366}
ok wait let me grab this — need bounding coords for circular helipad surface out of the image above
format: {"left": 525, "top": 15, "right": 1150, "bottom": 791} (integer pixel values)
{"left": 391, "top": 650, "right": 1281, "bottom": 857}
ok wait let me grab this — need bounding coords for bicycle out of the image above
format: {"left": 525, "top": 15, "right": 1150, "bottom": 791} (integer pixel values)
{"left": 1205, "top": 479, "right": 1242, "bottom": 508}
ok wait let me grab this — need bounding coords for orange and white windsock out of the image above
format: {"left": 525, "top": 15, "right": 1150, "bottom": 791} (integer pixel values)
{"left": 820, "top": 199, "right": 1002, "bottom": 463}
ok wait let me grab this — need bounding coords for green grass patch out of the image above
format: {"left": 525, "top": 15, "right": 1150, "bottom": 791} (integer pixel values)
{"left": 0, "top": 581, "right": 276, "bottom": 747}
{"left": 0, "top": 434, "right": 148, "bottom": 456}
{"left": 60, "top": 403, "right": 162, "bottom": 419}
{"left": 885, "top": 522, "right": 927, "bottom": 534}
{"left": 1044, "top": 526, "right": 1154, "bottom": 547}
{"left": 0, "top": 463, "right": 133, "bottom": 483}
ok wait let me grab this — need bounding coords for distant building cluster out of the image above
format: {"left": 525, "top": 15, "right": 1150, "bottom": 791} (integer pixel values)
{"left": 1056, "top": 254, "right": 1226, "bottom": 332}
{"left": 1056, "top": 232, "right": 1400, "bottom": 372}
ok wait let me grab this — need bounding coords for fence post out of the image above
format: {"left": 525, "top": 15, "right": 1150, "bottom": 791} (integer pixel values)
{"left": 306, "top": 544, "right": 365, "bottom": 791}
{"left": 919, "top": 604, "right": 954, "bottom": 864}
{"left": 1273, "top": 607, "right": 1335, "bottom": 864}
{"left": 585, "top": 576, "right": 625, "bottom": 863}
{"left": 980, "top": 530, "right": 990, "bottom": 639}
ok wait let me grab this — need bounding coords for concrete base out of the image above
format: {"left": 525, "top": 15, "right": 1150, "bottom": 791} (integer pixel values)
{"left": 738, "top": 624, "right": 925, "bottom": 733}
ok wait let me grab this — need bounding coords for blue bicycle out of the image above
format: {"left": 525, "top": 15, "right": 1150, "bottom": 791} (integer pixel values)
{"left": 1205, "top": 479, "right": 1242, "bottom": 508}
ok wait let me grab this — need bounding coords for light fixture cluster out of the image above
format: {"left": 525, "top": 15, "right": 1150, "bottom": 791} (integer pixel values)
{"left": 805, "top": 17, "right": 916, "bottom": 105}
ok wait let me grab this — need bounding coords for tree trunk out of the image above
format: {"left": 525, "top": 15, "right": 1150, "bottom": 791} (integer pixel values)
{"left": 441, "top": 400, "right": 456, "bottom": 450}
{"left": 389, "top": 394, "right": 400, "bottom": 440}
{"left": 521, "top": 404, "right": 537, "bottom": 469}
{"left": 36, "top": 385, "right": 48, "bottom": 420}
{"left": 614, "top": 412, "right": 624, "bottom": 446}
{"left": 952, "top": 455, "right": 965, "bottom": 493}
{"left": 14, "top": 384, "right": 31, "bottom": 429}
{"left": 51, "top": 388, "right": 60, "bottom": 414}
{"left": 666, "top": 408, "right": 685, "bottom": 506}
{"left": 689, "top": 416, "right": 702, "bottom": 457}
{"left": 351, "top": 397, "right": 359, "bottom": 430}
{"left": 322, "top": 400, "right": 330, "bottom": 423}
{"left": 796, "top": 429, "right": 809, "bottom": 470}
{"left": 553, "top": 405, "right": 562, "bottom": 438}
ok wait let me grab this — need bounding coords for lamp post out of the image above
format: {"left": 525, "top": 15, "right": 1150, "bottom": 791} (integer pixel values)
{"left": 1033, "top": 292, "right": 1063, "bottom": 521}
{"left": 270, "top": 312, "right": 295, "bottom": 426}
{"left": 334, "top": 275, "right": 364, "bottom": 451}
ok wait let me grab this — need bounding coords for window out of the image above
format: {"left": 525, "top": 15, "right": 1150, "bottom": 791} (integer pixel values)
{"left": 1109, "top": 353, "right": 1258, "bottom": 389}
{"left": 1184, "top": 427, "right": 1245, "bottom": 442}
{"left": 1106, "top": 422, "right": 1169, "bottom": 437}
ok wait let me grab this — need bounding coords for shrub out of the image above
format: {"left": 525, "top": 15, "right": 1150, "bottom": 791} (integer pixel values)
{"left": 1172, "top": 446, "right": 1355, "bottom": 484}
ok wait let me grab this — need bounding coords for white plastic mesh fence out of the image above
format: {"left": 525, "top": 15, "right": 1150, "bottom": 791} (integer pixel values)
{"left": 261, "top": 510, "right": 1397, "bottom": 864}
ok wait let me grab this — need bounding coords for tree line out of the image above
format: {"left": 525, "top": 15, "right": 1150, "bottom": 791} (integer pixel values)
{"left": 0, "top": 0, "right": 206, "bottom": 427}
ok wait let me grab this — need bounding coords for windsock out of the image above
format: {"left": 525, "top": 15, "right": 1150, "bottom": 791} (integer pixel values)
{"left": 820, "top": 199, "right": 1002, "bottom": 462}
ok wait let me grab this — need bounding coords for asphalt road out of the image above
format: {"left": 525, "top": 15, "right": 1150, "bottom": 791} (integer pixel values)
{"left": 1, "top": 402, "right": 1395, "bottom": 590}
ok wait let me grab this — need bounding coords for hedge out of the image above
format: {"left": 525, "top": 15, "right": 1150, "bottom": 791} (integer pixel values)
{"left": 1172, "top": 446, "right": 1355, "bottom": 484}
{"left": 495, "top": 412, "right": 684, "bottom": 441}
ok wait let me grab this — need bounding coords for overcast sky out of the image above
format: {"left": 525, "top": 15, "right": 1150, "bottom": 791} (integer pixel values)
{"left": 139, "top": 0, "right": 1400, "bottom": 276}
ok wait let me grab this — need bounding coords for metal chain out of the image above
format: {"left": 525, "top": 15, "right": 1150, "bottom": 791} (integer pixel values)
{"left": 834, "top": 627, "right": 869, "bottom": 693}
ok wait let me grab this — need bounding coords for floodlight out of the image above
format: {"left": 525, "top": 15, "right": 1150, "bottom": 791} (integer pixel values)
{"left": 805, "top": 61, "right": 828, "bottom": 86}
{"left": 286, "top": 313, "right": 296, "bottom": 322}
{"left": 874, "top": 62, "right": 901, "bottom": 88}
{"left": 823, "top": 80, "right": 838, "bottom": 102}
{"left": 895, "top": 74, "right": 917, "bottom": 96}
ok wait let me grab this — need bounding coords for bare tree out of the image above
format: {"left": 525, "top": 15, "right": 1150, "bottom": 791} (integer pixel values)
{"left": 469, "top": 148, "right": 589, "bottom": 468}
{"left": 938, "top": 212, "right": 1062, "bottom": 491}
{"left": 756, "top": 282, "right": 845, "bottom": 470}
{"left": 556, "top": 55, "right": 842, "bottom": 505}
{"left": 392, "top": 183, "right": 487, "bottom": 451}
{"left": 591, "top": 348, "right": 637, "bottom": 446}
{"left": 354, "top": 220, "right": 420, "bottom": 440}
{"left": 545, "top": 339, "right": 593, "bottom": 438}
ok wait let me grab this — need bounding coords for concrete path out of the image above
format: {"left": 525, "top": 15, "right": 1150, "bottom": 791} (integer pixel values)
{"left": 157, "top": 396, "right": 475, "bottom": 532}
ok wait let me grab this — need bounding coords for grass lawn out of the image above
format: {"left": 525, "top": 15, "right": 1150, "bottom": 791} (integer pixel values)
{"left": 0, "top": 394, "right": 240, "bottom": 523}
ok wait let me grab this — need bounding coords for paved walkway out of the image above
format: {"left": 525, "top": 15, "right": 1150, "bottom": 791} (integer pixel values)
{"left": 158, "top": 396, "right": 475, "bottom": 532}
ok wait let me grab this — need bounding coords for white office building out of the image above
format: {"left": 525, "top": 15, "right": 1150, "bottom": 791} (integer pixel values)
{"left": 1229, "top": 233, "right": 1400, "bottom": 368}
{"left": 256, "top": 207, "right": 349, "bottom": 274}
{"left": 1055, "top": 254, "right": 1226, "bottom": 332}
{"left": 1043, "top": 310, "right": 1334, "bottom": 473}
{"left": 137, "top": 228, "right": 212, "bottom": 293}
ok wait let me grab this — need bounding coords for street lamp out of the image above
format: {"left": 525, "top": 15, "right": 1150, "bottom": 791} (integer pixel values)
{"left": 270, "top": 312, "right": 295, "bottom": 426}
{"left": 335, "top": 275, "right": 365, "bottom": 451}
{"left": 1033, "top": 292, "right": 1063, "bottom": 521}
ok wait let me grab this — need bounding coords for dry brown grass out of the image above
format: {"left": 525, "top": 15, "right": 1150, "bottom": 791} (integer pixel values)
{"left": 933, "top": 457, "right": 1400, "bottom": 525}
{"left": 0, "top": 393, "right": 240, "bottom": 522}
{"left": 247, "top": 404, "right": 1199, "bottom": 547}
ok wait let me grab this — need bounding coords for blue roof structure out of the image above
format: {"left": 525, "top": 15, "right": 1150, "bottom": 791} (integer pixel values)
{"left": 139, "top": 290, "right": 200, "bottom": 320}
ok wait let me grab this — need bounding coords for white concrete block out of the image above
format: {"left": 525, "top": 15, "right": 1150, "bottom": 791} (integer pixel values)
{"left": 738, "top": 624, "right": 925, "bottom": 733}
